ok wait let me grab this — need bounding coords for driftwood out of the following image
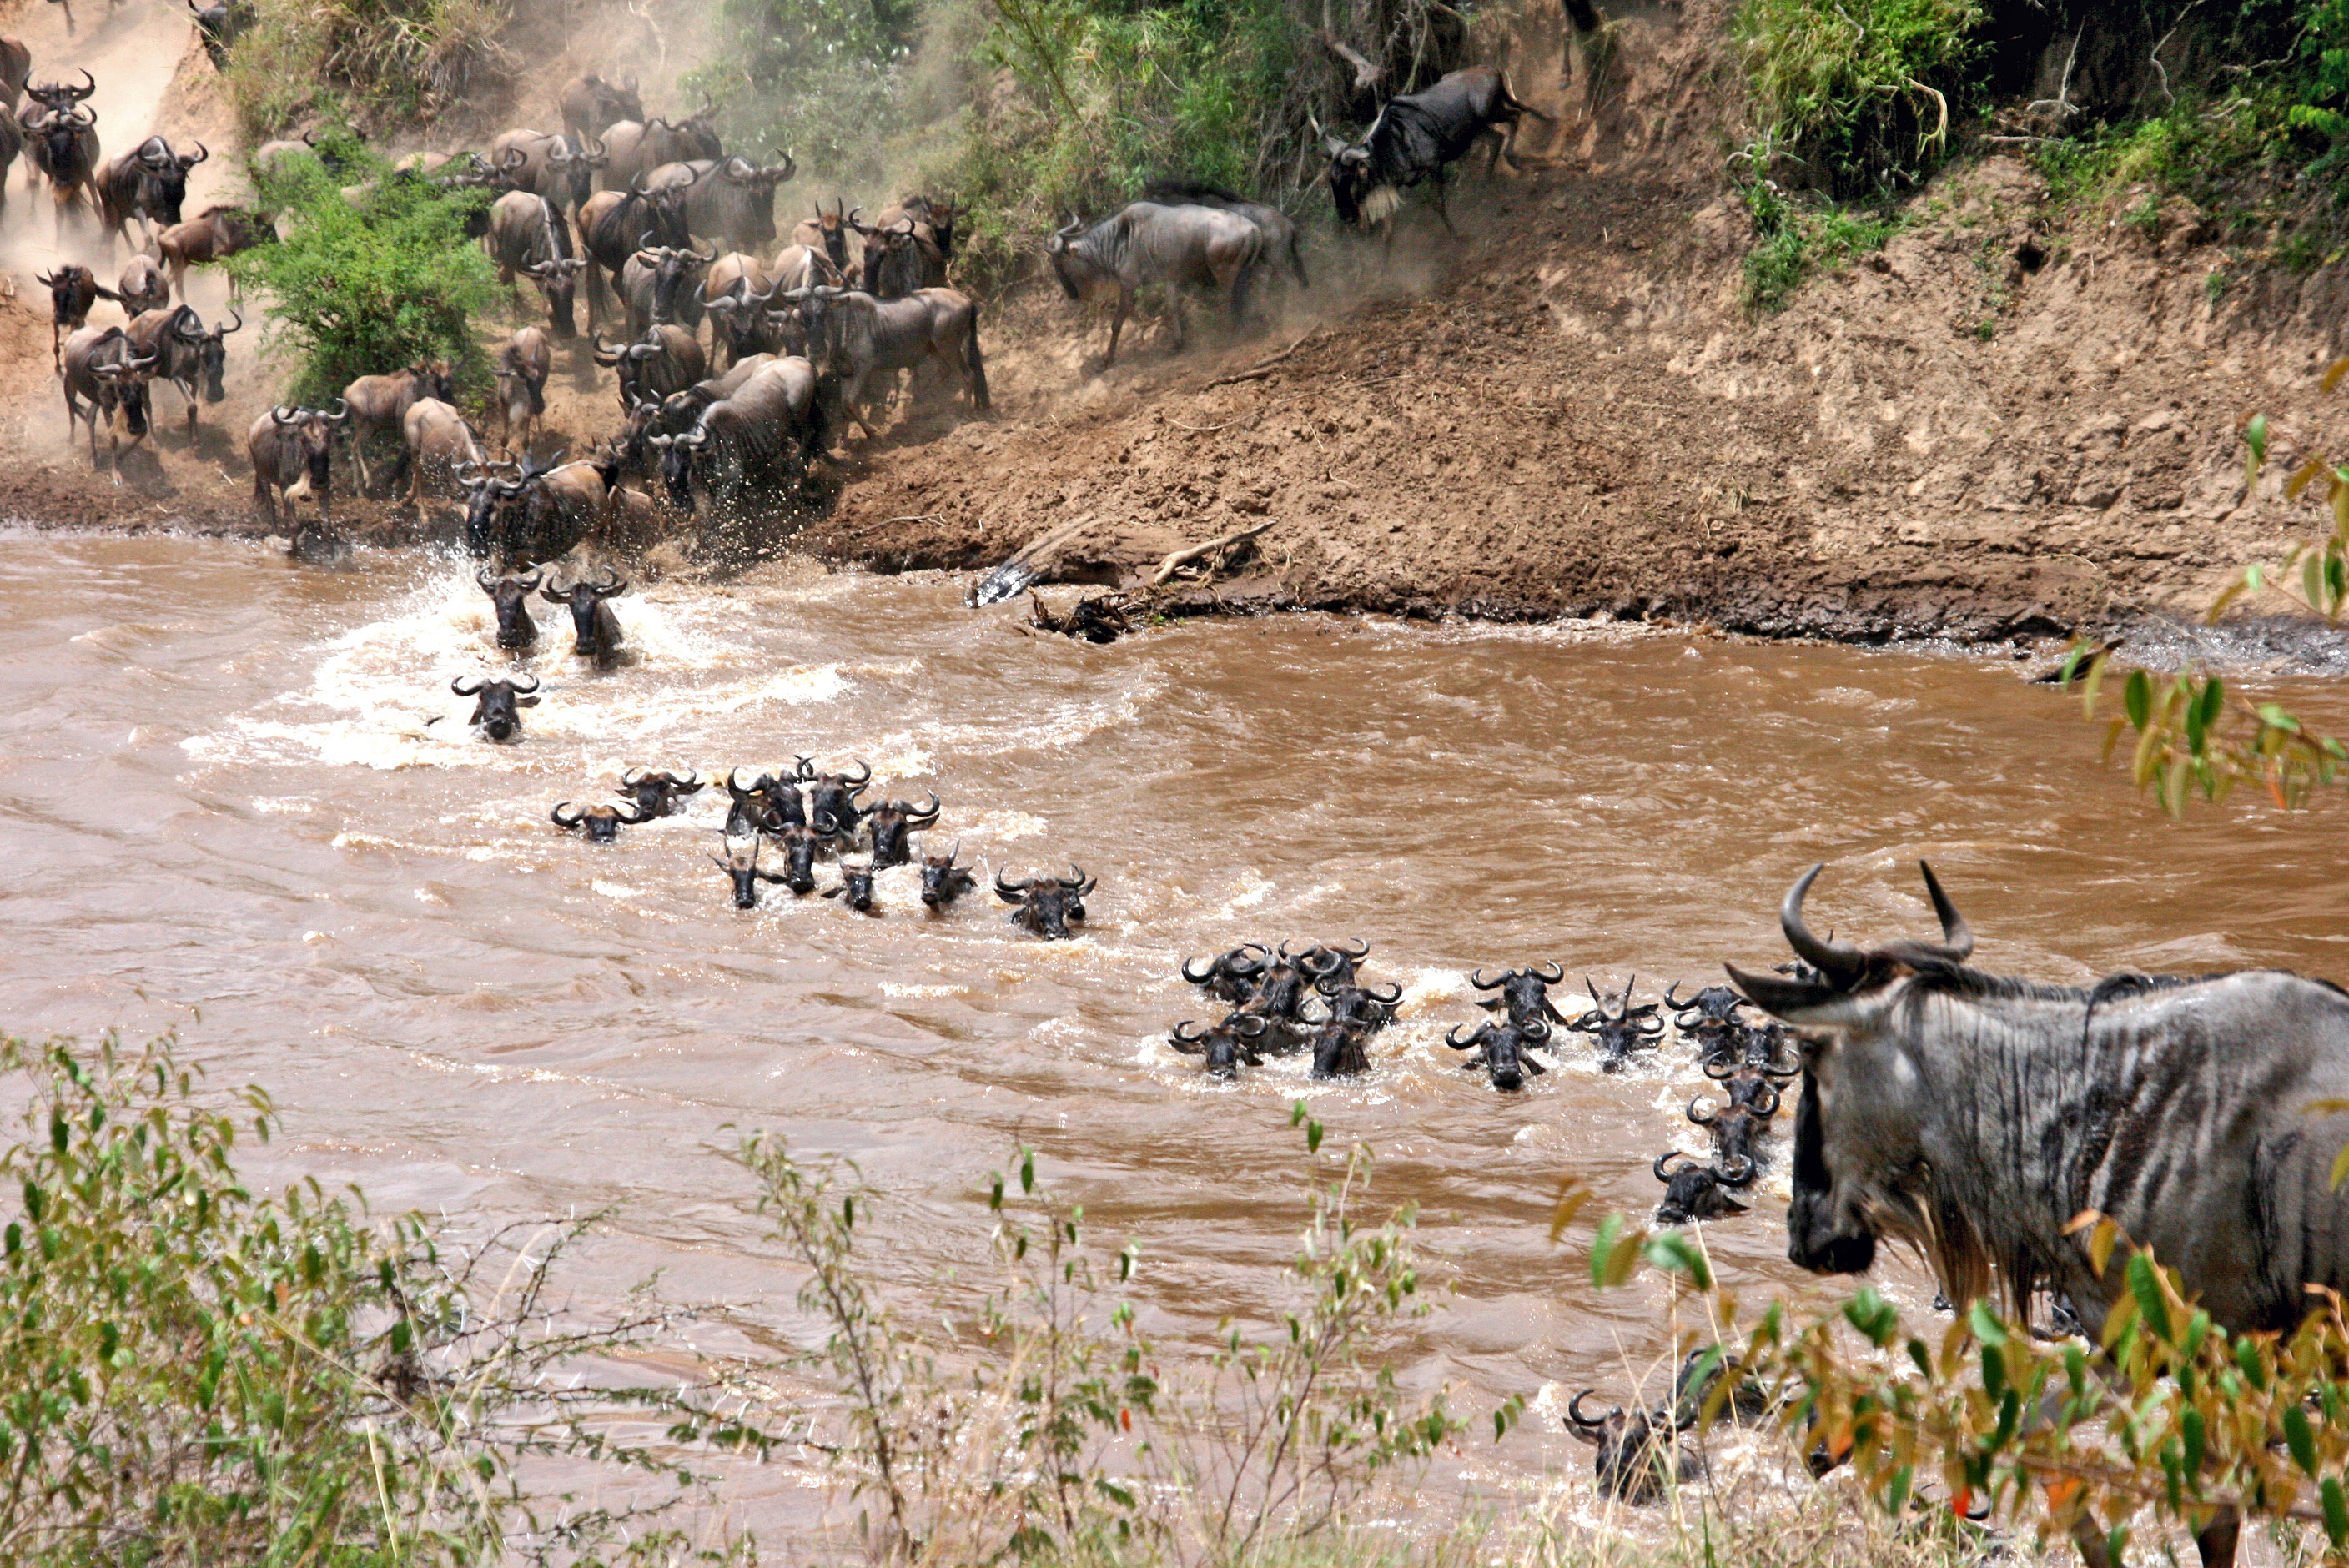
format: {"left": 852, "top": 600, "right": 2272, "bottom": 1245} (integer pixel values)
{"left": 1142, "top": 520, "right": 1275, "bottom": 591}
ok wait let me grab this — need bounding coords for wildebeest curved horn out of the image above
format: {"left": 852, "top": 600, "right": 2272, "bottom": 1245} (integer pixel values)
{"left": 510, "top": 674, "right": 540, "bottom": 693}
{"left": 1664, "top": 981, "right": 1698, "bottom": 1012}
{"left": 450, "top": 676, "right": 481, "bottom": 696}
{"left": 1181, "top": 956, "right": 1220, "bottom": 984}
{"left": 550, "top": 802, "right": 585, "bottom": 827}
{"left": 1300, "top": 947, "right": 1340, "bottom": 977}
{"left": 1522, "top": 1018, "right": 1552, "bottom": 1043}
{"left": 904, "top": 791, "right": 941, "bottom": 822}
{"left": 71, "top": 70, "right": 95, "bottom": 98}
{"left": 840, "top": 756, "right": 871, "bottom": 787}
{"left": 1717, "top": 1155, "right": 1758, "bottom": 1188}
{"left": 1653, "top": 1150, "right": 1698, "bottom": 1180}
{"left": 1781, "top": 863, "right": 1868, "bottom": 987}
{"left": 187, "top": 141, "right": 209, "bottom": 166}
{"left": 1468, "top": 967, "right": 1506, "bottom": 990}
{"left": 613, "top": 801, "right": 651, "bottom": 824}
{"left": 1638, "top": 1017, "right": 1666, "bottom": 1036}
{"left": 1685, "top": 1096, "right": 1718, "bottom": 1127}
{"left": 1529, "top": 961, "right": 1564, "bottom": 985}
{"left": 475, "top": 567, "right": 498, "bottom": 591}
{"left": 1229, "top": 946, "right": 1269, "bottom": 977}
{"left": 325, "top": 399, "right": 351, "bottom": 423}
{"left": 1762, "top": 1049, "right": 1803, "bottom": 1078}
{"left": 1169, "top": 1021, "right": 1209, "bottom": 1051}
{"left": 1066, "top": 865, "right": 1095, "bottom": 895}
{"left": 1753, "top": 1082, "right": 1783, "bottom": 1117}
{"left": 1334, "top": 938, "right": 1370, "bottom": 961}
{"left": 1702, "top": 1058, "right": 1735, "bottom": 1082}
{"left": 272, "top": 405, "right": 299, "bottom": 425}
{"left": 1443, "top": 1023, "right": 1481, "bottom": 1051}
{"left": 1915, "top": 860, "right": 1974, "bottom": 961}
{"left": 1365, "top": 983, "right": 1402, "bottom": 1006}
{"left": 1567, "top": 1390, "right": 1612, "bottom": 1431}
{"left": 994, "top": 868, "right": 1030, "bottom": 901}
{"left": 1230, "top": 1014, "right": 1270, "bottom": 1038}
{"left": 621, "top": 766, "right": 648, "bottom": 788}
{"left": 218, "top": 309, "right": 244, "bottom": 335}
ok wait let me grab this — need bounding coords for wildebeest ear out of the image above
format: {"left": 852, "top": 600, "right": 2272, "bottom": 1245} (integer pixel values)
{"left": 516, "top": 694, "right": 540, "bottom": 706}
{"left": 1723, "top": 963, "right": 1838, "bottom": 1020}
{"left": 1321, "top": 134, "right": 1347, "bottom": 156}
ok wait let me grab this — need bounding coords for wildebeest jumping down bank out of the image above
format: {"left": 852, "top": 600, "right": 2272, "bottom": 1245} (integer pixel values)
{"left": 1730, "top": 862, "right": 2349, "bottom": 1568}
{"left": 1320, "top": 66, "right": 1550, "bottom": 239}
{"left": 1047, "top": 202, "right": 1263, "bottom": 367}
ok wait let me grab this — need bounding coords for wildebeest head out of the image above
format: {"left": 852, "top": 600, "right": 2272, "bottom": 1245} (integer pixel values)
{"left": 711, "top": 832, "right": 787, "bottom": 909}
{"left": 551, "top": 798, "right": 646, "bottom": 843}
{"left": 723, "top": 767, "right": 781, "bottom": 837}
{"left": 1444, "top": 1018, "right": 1550, "bottom": 1093}
{"left": 477, "top": 567, "right": 541, "bottom": 651}
{"left": 1686, "top": 1093, "right": 1767, "bottom": 1173}
{"left": 864, "top": 791, "right": 939, "bottom": 867}
{"left": 919, "top": 841, "right": 977, "bottom": 910}
{"left": 90, "top": 352, "right": 157, "bottom": 438}
{"left": 1181, "top": 942, "right": 1270, "bottom": 1005}
{"left": 38, "top": 264, "right": 106, "bottom": 333}
{"left": 1565, "top": 976, "right": 1666, "bottom": 1073}
{"left": 1653, "top": 1150, "right": 1753, "bottom": 1228}
{"left": 1703, "top": 1056, "right": 1791, "bottom": 1118}
{"left": 824, "top": 859, "right": 878, "bottom": 914}
{"left": 1320, "top": 130, "right": 1381, "bottom": 229}
{"left": 1297, "top": 937, "right": 1371, "bottom": 991}
{"left": 1472, "top": 962, "right": 1569, "bottom": 1032}
{"left": 1315, "top": 977, "right": 1401, "bottom": 1038}
{"left": 272, "top": 401, "right": 345, "bottom": 494}
{"left": 1665, "top": 981, "right": 1757, "bottom": 1066}
{"left": 1564, "top": 1390, "right": 1698, "bottom": 1504}
{"left": 1044, "top": 217, "right": 1092, "bottom": 300}
{"left": 1723, "top": 862, "right": 1977, "bottom": 1280}
{"left": 1237, "top": 942, "right": 1316, "bottom": 1026}
{"left": 1169, "top": 1013, "right": 1269, "bottom": 1079}
{"left": 133, "top": 133, "right": 209, "bottom": 224}
{"left": 450, "top": 673, "right": 539, "bottom": 741}
{"left": 461, "top": 468, "right": 524, "bottom": 560}
{"left": 619, "top": 766, "right": 702, "bottom": 820}
{"left": 180, "top": 306, "right": 242, "bottom": 403}
{"left": 996, "top": 865, "right": 1094, "bottom": 940}
{"left": 803, "top": 757, "right": 872, "bottom": 842}
{"left": 776, "top": 824, "right": 822, "bottom": 895}
{"left": 1307, "top": 1017, "right": 1373, "bottom": 1080}
{"left": 538, "top": 569, "right": 626, "bottom": 662}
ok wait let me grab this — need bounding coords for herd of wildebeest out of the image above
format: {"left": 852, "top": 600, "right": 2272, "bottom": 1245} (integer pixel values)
{"left": 9, "top": 3, "right": 1558, "bottom": 560}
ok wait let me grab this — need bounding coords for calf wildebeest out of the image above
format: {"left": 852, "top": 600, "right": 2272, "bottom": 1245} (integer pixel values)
{"left": 561, "top": 72, "right": 641, "bottom": 143}
{"left": 1565, "top": 1391, "right": 1703, "bottom": 1504}
{"left": 1685, "top": 1093, "right": 1768, "bottom": 1173}
{"left": 1664, "top": 981, "right": 1753, "bottom": 1067}
{"left": 404, "top": 401, "right": 490, "bottom": 513}
{"left": 477, "top": 568, "right": 540, "bottom": 651}
{"left": 451, "top": 673, "right": 539, "bottom": 742}
{"left": 1652, "top": 1150, "right": 1753, "bottom": 1227}
{"left": 792, "top": 285, "right": 988, "bottom": 440}
{"left": 487, "top": 128, "right": 606, "bottom": 219}
{"left": 1471, "top": 962, "right": 1570, "bottom": 1033}
{"left": 0, "top": 36, "right": 28, "bottom": 110}
{"left": 36, "top": 264, "right": 117, "bottom": 369}
{"left": 788, "top": 197, "right": 858, "bottom": 278}
{"left": 540, "top": 570, "right": 626, "bottom": 666}
{"left": 343, "top": 361, "right": 455, "bottom": 492}
{"left": 1320, "top": 66, "right": 1552, "bottom": 238}
{"left": 1728, "top": 862, "right": 2349, "bottom": 1568}
{"left": 824, "top": 861, "right": 879, "bottom": 914}
{"left": 712, "top": 832, "right": 788, "bottom": 908}
{"left": 493, "top": 326, "right": 551, "bottom": 452}
{"left": 1169, "top": 1013, "right": 1270, "bottom": 1079}
{"left": 23, "top": 102, "right": 100, "bottom": 239}
{"left": 618, "top": 239, "right": 713, "bottom": 337}
{"left": 1566, "top": 977, "right": 1665, "bottom": 1072}
{"left": 97, "top": 134, "right": 204, "bottom": 248}
{"left": 1183, "top": 943, "right": 1270, "bottom": 1005}
{"left": 486, "top": 191, "right": 587, "bottom": 338}
{"left": 649, "top": 356, "right": 825, "bottom": 512}
{"left": 551, "top": 799, "right": 647, "bottom": 842}
{"left": 919, "top": 842, "right": 977, "bottom": 910}
{"left": 156, "top": 205, "right": 269, "bottom": 298}
{"left": 997, "top": 866, "right": 1094, "bottom": 941}
{"left": 576, "top": 185, "right": 690, "bottom": 329}
{"left": 247, "top": 403, "right": 346, "bottom": 525}
{"left": 124, "top": 304, "right": 239, "bottom": 431}
{"left": 189, "top": 0, "right": 250, "bottom": 66}
{"left": 117, "top": 253, "right": 169, "bottom": 317}
{"left": 864, "top": 792, "right": 939, "bottom": 867}
{"left": 1047, "top": 202, "right": 1262, "bottom": 366}
{"left": 595, "top": 323, "right": 707, "bottom": 410}
{"left": 619, "top": 767, "right": 702, "bottom": 819}
{"left": 59, "top": 325, "right": 157, "bottom": 480}
{"left": 1141, "top": 178, "right": 1309, "bottom": 290}
{"left": 1444, "top": 1018, "right": 1550, "bottom": 1092}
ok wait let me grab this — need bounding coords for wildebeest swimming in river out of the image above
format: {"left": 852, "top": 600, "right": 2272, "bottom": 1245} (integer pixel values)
{"left": 450, "top": 673, "right": 538, "bottom": 741}
{"left": 996, "top": 865, "right": 1093, "bottom": 940}
{"left": 1728, "top": 860, "right": 2349, "bottom": 1568}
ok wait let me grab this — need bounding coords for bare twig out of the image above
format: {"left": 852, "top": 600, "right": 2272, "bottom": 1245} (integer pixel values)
{"left": 1205, "top": 331, "right": 1318, "bottom": 389}
{"left": 1141, "top": 520, "right": 1275, "bottom": 591}
{"left": 2027, "top": 27, "right": 2084, "bottom": 123}
{"left": 1313, "top": 30, "right": 1385, "bottom": 93}
{"left": 2147, "top": 0, "right": 2202, "bottom": 108}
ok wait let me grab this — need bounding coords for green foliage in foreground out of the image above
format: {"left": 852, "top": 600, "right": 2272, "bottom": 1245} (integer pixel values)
{"left": 1739, "top": 180, "right": 1906, "bottom": 310}
{"left": 229, "top": 143, "right": 496, "bottom": 407}
{"left": 1734, "top": 0, "right": 1984, "bottom": 192}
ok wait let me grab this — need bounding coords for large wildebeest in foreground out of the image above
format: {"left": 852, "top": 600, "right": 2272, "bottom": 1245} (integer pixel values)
{"left": 1729, "top": 861, "right": 2349, "bottom": 1568}
{"left": 648, "top": 355, "right": 825, "bottom": 514}
{"left": 1320, "top": 65, "right": 1551, "bottom": 238}
{"left": 791, "top": 285, "right": 988, "bottom": 441}
{"left": 97, "top": 133, "right": 205, "bottom": 249}
{"left": 156, "top": 204, "right": 269, "bottom": 298}
{"left": 248, "top": 403, "right": 347, "bottom": 525}
{"left": 22, "top": 99, "right": 100, "bottom": 239}
{"left": 124, "top": 304, "right": 240, "bottom": 431}
{"left": 59, "top": 324, "right": 157, "bottom": 480}
{"left": 1141, "top": 178, "right": 1308, "bottom": 290}
{"left": 485, "top": 190, "right": 588, "bottom": 339}
{"left": 1046, "top": 202, "right": 1263, "bottom": 367}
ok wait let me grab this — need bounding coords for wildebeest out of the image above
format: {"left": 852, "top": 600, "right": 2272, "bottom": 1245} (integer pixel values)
{"left": 36, "top": 264, "right": 117, "bottom": 369}
{"left": 1471, "top": 962, "right": 1570, "bottom": 1033}
{"left": 800, "top": 758, "right": 870, "bottom": 844}
{"left": 1169, "top": 1013, "right": 1270, "bottom": 1079}
{"left": 0, "top": 109, "right": 22, "bottom": 218}
{"left": 722, "top": 768, "right": 782, "bottom": 837}
{"left": 487, "top": 128, "right": 606, "bottom": 219}
{"left": 996, "top": 866, "right": 1094, "bottom": 940}
{"left": 1230, "top": 943, "right": 1316, "bottom": 1048}
{"left": 404, "top": 401, "right": 490, "bottom": 512}
{"left": 1444, "top": 1018, "right": 1550, "bottom": 1092}
{"left": 576, "top": 185, "right": 691, "bottom": 329}
{"left": 1564, "top": 1390, "right": 1703, "bottom": 1504}
{"left": 1047, "top": 202, "right": 1262, "bottom": 366}
{"left": 1652, "top": 1150, "right": 1753, "bottom": 1227}
{"left": 619, "top": 767, "right": 702, "bottom": 819}
{"left": 485, "top": 191, "right": 587, "bottom": 338}
{"left": 1183, "top": 943, "right": 1270, "bottom": 1005}
{"left": 124, "top": 304, "right": 239, "bottom": 431}
{"left": 551, "top": 799, "right": 647, "bottom": 842}
{"left": 1565, "top": 977, "right": 1665, "bottom": 1072}
{"left": 919, "top": 842, "right": 977, "bottom": 910}
{"left": 561, "top": 72, "right": 641, "bottom": 143}
{"left": 774, "top": 824, "right": 822, "bottom": 896}
{"left": 712, "top": 832, "right": 788, "bottom": 908}
{"left": 655, "top": 152, "right": 794, "bottom": 254}
{"left": 343, "top": 361, "right": 455, "bottom": 492}
{"left": 865, "top": 792, "right": 940, "bottom": 867}
{"left": 618, "top": 239, "right": 713, "bottom": 337}
{"left": 824, "top": 861, "right": 879, "bottom": 914}
{"left": 857, "top": 215, "right": 945, "bottom": 301}
{"left": 540, "top": 570, "right": 626, "bottom": 666}
{"left": 648, "top": 355, "right": 825, "bottom": 512}
{"left": 247, "top": 403, "right": 346, "bottom": 525}
{"left": 493, "top": 326, "right": 551, "bottom": 452}
{"left": 506, "top": 451, "right": 608, "bottom": 562}
{"left": 1664, "top": 982, "right": 1754, "bottom": 1067}
{"left": 1297, "top": 937, "right": 1372, "bottom": 990}
{"left": 1320, "top": 66, "right": 1552, "bottom": 237}
{"left": 0, "top": 36, "right": 29, "bottom": 111}
{"left": 97, "top": 134, "right": 205, "bottom": 248}
{"left": 189, "top": 0, "right": 250, "bottom": 66}
{"left": 477, "top": 568, "right": 540, "bottom": 651}
{"left": 1141, "top": 178, "right": 1309, "bottom": 291}
{"left": 1685, "top": 1092, "right": 1769, "bottom": 1173}
{"left": 23, "top": 102, "right": 100, "bottom": 238}
{"left": 699, "top": 252, "right": 777, "bottom": 369}
{"left": 791, "top": 285, "right": 988, "bottom": 440}
{"left": 156, "top": 205, "right": 269, "bottom": 298}
{"left": 450, "top": 673, "right": 539, "bottom": 742}
{"left": 595, "top": 323, "right": 707, "bottom": 410}
{"left": 117, "top": 252, "right": 169, "bottom": 316}
{"left": 787, "top": 197, "right": 858, "bottom": 279}
{"left": 59, "top": 325, "right": 157, "bottom": 480}
{"left": 1703, "top": 1054, "right": 1793, "bottom": 1117}
{"left": 597, "top": 110, "right": 722, "bottom": 193}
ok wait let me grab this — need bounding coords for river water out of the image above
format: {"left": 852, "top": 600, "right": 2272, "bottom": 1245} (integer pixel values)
{"left": 5, "top": 529, "right": 2346, "bottom": 1522}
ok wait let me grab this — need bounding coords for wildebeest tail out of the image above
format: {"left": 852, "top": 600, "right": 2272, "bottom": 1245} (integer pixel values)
{"left": 1286, "top": 232, "right": 1309, "bottom": 289}
{"left": 1497, "top": 70, "right": 1556, "bottom": 125}
{"left": 527, "top": 375, "right": 547, "bottom": 417}
{"left": 963, "top": 309, "right": 990, "bottom": 412}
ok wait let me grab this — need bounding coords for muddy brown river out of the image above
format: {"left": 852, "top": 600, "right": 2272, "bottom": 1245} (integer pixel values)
{"left": 5, "top": 530, "right": 2346, "bottom": 1524}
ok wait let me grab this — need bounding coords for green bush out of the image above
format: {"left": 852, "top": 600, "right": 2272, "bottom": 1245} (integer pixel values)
{"left": 686, "top": 0, "right": 924, "bottom": 193}
{"left": 1740, "top": 180, "right": 1906, "bottom": 309}
{"left": 229, "top": 144, "right": 498, "bottom": 406}
{"left": 221, "top": 0, "right": 515, "bottom": 139}
{"left": 1736, "top": 0, "right": 1985, "bottom": 191}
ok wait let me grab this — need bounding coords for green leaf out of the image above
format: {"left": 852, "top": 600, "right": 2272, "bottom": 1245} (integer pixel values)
{"left": 2261, "top": 703, "right": 2304, "bottom": 736}
{"left": 2286, "top": 1403, "right": 2318, "bottom": 1476}
{"left": 1968, "top": 1299, "right": 2009, "bottom": 1347}
{"left": 2245, "top": 412, "right": 2270, "bottom": 479}
{"left": 2124, "top": 669, "right": 2152, "bottom": 731}
{"left": 2128, "top": 1252, "right": 2170, "bottom": 1341}
{"left": 2196, "top": 676, "right": 2224, "bottom": 736}
{"left": 2183, "top": 1407, "right": 2206, "bottom": 1477}
{"left": 1643, "top": 1229, "right": 1713, "bottom": 1289}
{"left": 1590, "top": 1214, "right": 1624, "bottom": 1289}
{"left": 2325, "top": 1477, "right": 2348, "bottom": 1549}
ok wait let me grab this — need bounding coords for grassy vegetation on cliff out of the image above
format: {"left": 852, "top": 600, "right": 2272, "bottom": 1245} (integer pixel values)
{"left": 220, "top": 0, "right": 516, "bottom": 138}
{"left": 1735, "top": 0, "right": 1984, "bottom": 192}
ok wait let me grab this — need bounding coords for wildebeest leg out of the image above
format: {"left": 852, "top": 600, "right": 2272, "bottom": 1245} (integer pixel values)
{"left": 1430, "top": 173, "right": 1460, "bottom": 238}
{"left": 2066, "top": 1515, "right": 2115, "bottom": 1568}
{"left": 1104, "top": 284, "right": 1131, "bottom": 369}
{"left": 2195, "top": 1509, "right": 2241, "bottom": 1568}
{"left": 1165, "top": 290, "right": 1187, "bottom": 355}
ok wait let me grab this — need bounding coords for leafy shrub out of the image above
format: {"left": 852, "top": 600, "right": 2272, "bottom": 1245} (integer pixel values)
{"left": 229, "top": 145, "right": 498, "bottom": 405}
{"left": 1740, "top": 180, "right": 1906, "bottom": 309}
{"left": 220, "top": 0, "right": 516, "bottom": 139}
{"left": 1736, "top": 0, "right": 1985, "bottom": 191}
{"left": 685, "top": 0, "right": 926, "bottom": 193}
